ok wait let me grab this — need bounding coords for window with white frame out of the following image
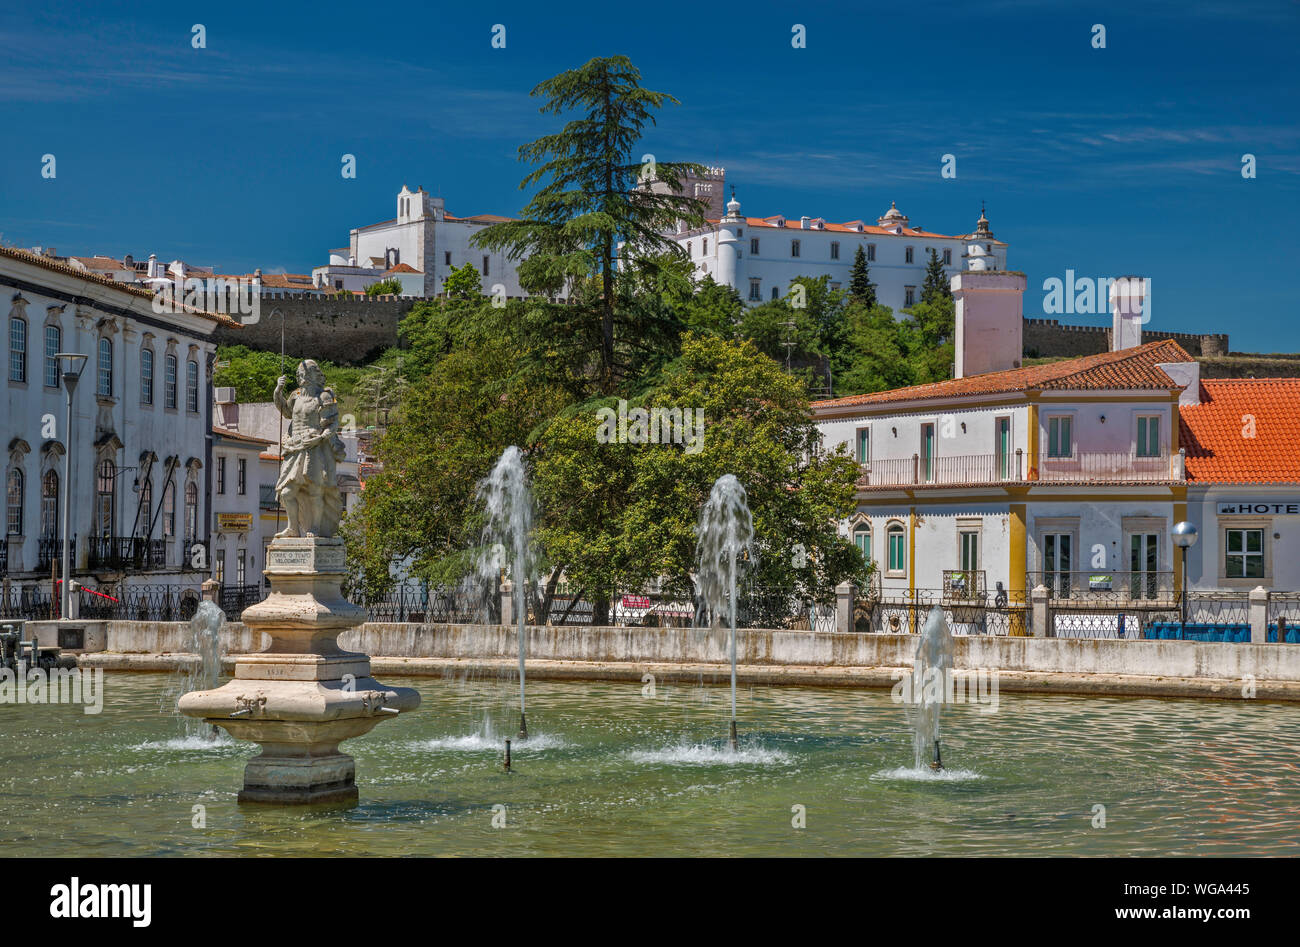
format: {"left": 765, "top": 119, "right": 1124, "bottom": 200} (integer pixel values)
{"left": 830, "top": 242, "right": 839, "bottom": 260}
{"left": 791, "top": 239, "right": 800, "bottom": 258}
{"left": 750, "top": 237, "right": 759, "bottom": 255}
{"left": 886, "top": 523, "right": 906, "bottom": 575}
{"left": 1136, "top": 415, "right": 1161, "bottom": 457}
{"left": 43, "top": 324, "right": 60, "bottom": 388}
{"left": 1047, "top": 415, "right": 1073, "bottom": 458}
{"left": 905, "top": 246, "right": 914, "bottom": 263}
{"left": 854, "top": 524, "right": 872, "bottom": 564}
{"left": 97, "top": 337, "right": 112, "bottom": 396}
{"left": 1225, "top": 528, "right": 1264, "bottom": 579}
{"left": 748, "top": 280, "right": 761, "bottom": 301}
{"left": 8, "top": 316, "right": 26, "bottom": 383}
{"left": 866, "top": 244, "right": 876, "bottom": 261}
{"left": 855, "top": 426, "right": 870, "bottom": 464}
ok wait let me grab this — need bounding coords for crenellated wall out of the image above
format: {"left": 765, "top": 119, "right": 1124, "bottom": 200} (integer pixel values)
{"left": 212, "top": 294, "right": 416, "bottom": 364}
{"left": 1023, "top": 318, "right": 1228, "bottom": 358}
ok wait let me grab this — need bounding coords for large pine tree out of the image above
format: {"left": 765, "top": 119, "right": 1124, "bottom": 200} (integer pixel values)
{"left": 848, "top": 245, "right": 876, "bottom": 306}
{"left": 472, "top": 56, "right": 708, "bottom": 391}
{"left": 921, "top": 247, "right": 952, "bottom": 305}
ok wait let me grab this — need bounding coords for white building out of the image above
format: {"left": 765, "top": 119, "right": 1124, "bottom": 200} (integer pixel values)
{"left": 813, "top": 260, "right": 1300, "bottom": 636}
{"left": 312, "top": 185, "right": 530, "bottom": 298}
{"left": 2, "top": 245, "right": 237, "bottom": 611}
{"left": 670, "top": 193, "right": 1008, "bottom": 312}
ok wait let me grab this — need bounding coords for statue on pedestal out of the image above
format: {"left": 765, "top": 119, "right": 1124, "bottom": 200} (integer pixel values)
{"left": 273, "top": 359, "right": 346, "bottom": 539}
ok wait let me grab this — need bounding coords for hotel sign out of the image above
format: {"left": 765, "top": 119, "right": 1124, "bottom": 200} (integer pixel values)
{"left": 216, "top": 512, "right": 254, "bottom": 531}
{"left": 1217, "top": 501, "right": 1300, "bottom": 516}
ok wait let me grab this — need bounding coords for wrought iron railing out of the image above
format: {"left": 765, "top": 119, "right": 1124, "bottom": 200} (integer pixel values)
{"left": 87, "top": 536, "right": 168, "bottom": 571}
{"left": 218, "top": 584, "right": 264, "bottom": 616}
{"left": 36, "top": 536, "right": 75, "bottom": 572}
{"left": 1029, "top": 570, "right": 1175, "bottom": 603}
{"left": 78, "top": 583, "right": 203, "bottom": 621}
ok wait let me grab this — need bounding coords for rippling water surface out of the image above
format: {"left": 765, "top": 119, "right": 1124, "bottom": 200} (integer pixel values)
{"left": 2, "top": 672, "right": 1297, "bottom": 856}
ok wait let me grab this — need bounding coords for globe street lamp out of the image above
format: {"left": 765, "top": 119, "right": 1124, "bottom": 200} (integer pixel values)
{"left": 1172, "top": 521, "right": 1199, "bottom": 631}
{"left": 55, "top": 353, "right": 88, "bottom": 622}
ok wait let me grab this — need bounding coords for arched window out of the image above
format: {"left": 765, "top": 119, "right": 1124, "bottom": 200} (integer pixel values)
{"left": 886, "top": 522, "right": 906, "bottom": 575}
{"left": 40, "top": 470, "right": 58, "bottom": 539}
{"left": 163, "top": 481, "right": 175, "bottom": 537}
{"left": 140, "top": 348, "right": 154, "bottom": 405}
{"left": 164, "top": 354, "right": 178, "bottom": 409}
{"left": 184, "top": 480, "right": 198, "bottom": 544}
{"left": 43, "top": 324, "right": 60, "bottom": 388}
{"left": 186, "top": 359, "right": 199, "bottom": 412}
{"left": 5, "top": 469, "right": 23, "bottom": 535}
{"left": 9, "top": 316, "right": 26, "bottom": 383}
{"left": 97, "top": 337, "right": 113, "bottom": 396}
{"left": 138, "top": 477, "right": 152, "bottom": 538}
{"left": 96, "top": 460, "right": 115, "bottom": 536}
{"left": 854, "top": 524, "right": 872, "bottom": 564}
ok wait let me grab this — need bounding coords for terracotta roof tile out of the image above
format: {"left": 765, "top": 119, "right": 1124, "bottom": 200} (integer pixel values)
{"left": 812, "top": 340, "right": 1194, "bottom": 409}
{"left": 1181, "top": 379, "right": 1300, "bottom": 483}
{"left": 0, "top": 245, "right": 240, "bottom": 328}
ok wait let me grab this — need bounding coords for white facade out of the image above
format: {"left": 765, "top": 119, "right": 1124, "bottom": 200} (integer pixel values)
{"left": 670, "top": 195, "right": 1008, "bottom": 313}
{"left": 312, "top": 186, "right": 532, "bottom": 298}
{"left": 2, "top": 246, "right": 229, "bottom": 599}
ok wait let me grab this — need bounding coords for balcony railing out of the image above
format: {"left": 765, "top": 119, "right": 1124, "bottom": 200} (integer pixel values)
{"left": 87, "top": 536, "right": 170, "bottom": 571}
{"left": 858, "top": 451, "right": 1180, "bottom": 487}
{"left": 36, "top": 535, "right": 83, "bottom": 572}
{"left": 1030, "top": 570, "right": 1175, "bottom": 604}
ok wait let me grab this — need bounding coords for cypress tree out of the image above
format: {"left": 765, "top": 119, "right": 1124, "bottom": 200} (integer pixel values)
{"left": 921, "top": 247, "right": 952, "bottom": 305}
{"left": 848, "top": 245, "right": 876, "bottom": 306}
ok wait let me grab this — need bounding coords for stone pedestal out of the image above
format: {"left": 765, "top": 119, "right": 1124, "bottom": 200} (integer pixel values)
{"left": 178, "top": 537, "right": 419, "bottom": 806}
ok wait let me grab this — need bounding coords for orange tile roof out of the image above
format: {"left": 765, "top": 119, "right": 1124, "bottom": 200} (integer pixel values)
{"left": 1180, "top": 379, "right": 1300, "bottom": 483}
{"left": 0, "top": 245, "right": 241, "bottom": 328}
{"left": 383, "top": 263, "right": 421, "bottom": 274}
{"left": 812, "top": 339, "right": 1194, "bottom": 409}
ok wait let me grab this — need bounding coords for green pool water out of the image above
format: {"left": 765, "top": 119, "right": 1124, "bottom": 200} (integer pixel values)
{"left": 1, "top": 672, "right": 1297, "bottom": 857}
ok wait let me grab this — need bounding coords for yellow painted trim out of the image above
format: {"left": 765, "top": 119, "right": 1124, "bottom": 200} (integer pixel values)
{"left": 1009, "top": 503, "right": 1027, "bottom": 608}
{"left": 815, "top": 390, "right": 1181, "bottom": 421}
{"left": 1027, "top": 403, "right": 1039, "bottom": 480}
{"left": 909, "top": 507, "right": 917, "bottom": 633}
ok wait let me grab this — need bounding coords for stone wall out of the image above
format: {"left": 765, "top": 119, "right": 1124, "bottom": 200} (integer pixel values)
{"left": 1023, "top": 318, "right": 1228, "bottom": 359}
{"left": 214, "top": 294, "right": 416, "bottom": 365}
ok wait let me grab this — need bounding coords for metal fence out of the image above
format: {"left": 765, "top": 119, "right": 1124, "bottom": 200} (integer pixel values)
{"left": 859, "top": 589, "right": 1028, "bottom": 636}
{"left": 353, "top": 584, "right": 485, "bottom": 624}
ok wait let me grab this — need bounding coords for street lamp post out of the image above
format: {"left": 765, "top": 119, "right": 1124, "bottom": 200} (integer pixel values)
{"left": 1172, "top": 521, "right": 1200, "bottom": 635}
{"left": 56, "top": 353, "right": 88, "bottom": 622}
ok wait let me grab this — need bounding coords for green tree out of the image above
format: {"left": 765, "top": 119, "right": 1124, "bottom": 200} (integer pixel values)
{"left": 365, "top": 277, "right": 404, "bottom": 297}
{"left": 442, "top": 262, "right": 482, "bottom": 299}
{"left": 921, "top": 247, "right": 952, "bottom": 305}
{"left": 532, "top": 334, "right": 866, "bottom": 619}
{"left": 472, "top": 55, "right": 708, "bottom": 391}
{"left": 848, "top": 245, "right": 877, "bottom": 306}
{"left": 341, "top": 335, "right": 570, "bottom": 595}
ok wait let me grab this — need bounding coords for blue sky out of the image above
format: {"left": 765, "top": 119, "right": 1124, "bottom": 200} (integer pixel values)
{"left": 2, "top": 0, "right": 1298, "bottom": 351}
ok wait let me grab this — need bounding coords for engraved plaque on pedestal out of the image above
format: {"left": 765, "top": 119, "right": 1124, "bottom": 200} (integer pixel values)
{"left": 266, "top": 537, "right": 348, "bottom": 575}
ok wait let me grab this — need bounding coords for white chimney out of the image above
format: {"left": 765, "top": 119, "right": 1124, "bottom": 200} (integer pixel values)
{"left": 1110, "top": 275, "right": 1148, "bottom": 351}
{"left": 952, "top": 270, "right": 1026, "bottom": 378}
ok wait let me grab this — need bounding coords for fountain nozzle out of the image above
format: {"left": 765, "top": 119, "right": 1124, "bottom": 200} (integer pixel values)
{"left": 729, "top": 720, "right": 738, "bottom": 752}
{"left": 518, "top": 712, "right": 528, "bottom": 741}
{"left": 930, "top": 738, "right": 944, "bottom": 771}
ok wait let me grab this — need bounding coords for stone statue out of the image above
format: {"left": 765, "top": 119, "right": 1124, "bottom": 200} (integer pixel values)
{"left": 273, "top": 359, "right": 346, "bottom": 538}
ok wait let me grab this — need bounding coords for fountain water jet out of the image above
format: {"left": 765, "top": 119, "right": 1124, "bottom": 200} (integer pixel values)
{"left": 171, "top": 600, "right": 224, "bottom": 741}
{"left": 695, "top": 475, "right": 754, "bottom": 751}
{"left": 475, "top": 446, "right": 534, "bottom": 741}
{"left": 908, "top": 606, "right": 955, "bottom": 770}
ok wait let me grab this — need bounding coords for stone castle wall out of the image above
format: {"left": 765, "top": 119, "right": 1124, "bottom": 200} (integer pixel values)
{"left": 213, "top": 294, "right": 415, "bottom": 364}
{"left": 1023, "top": 318, "right": 1228, "bottom": 358}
